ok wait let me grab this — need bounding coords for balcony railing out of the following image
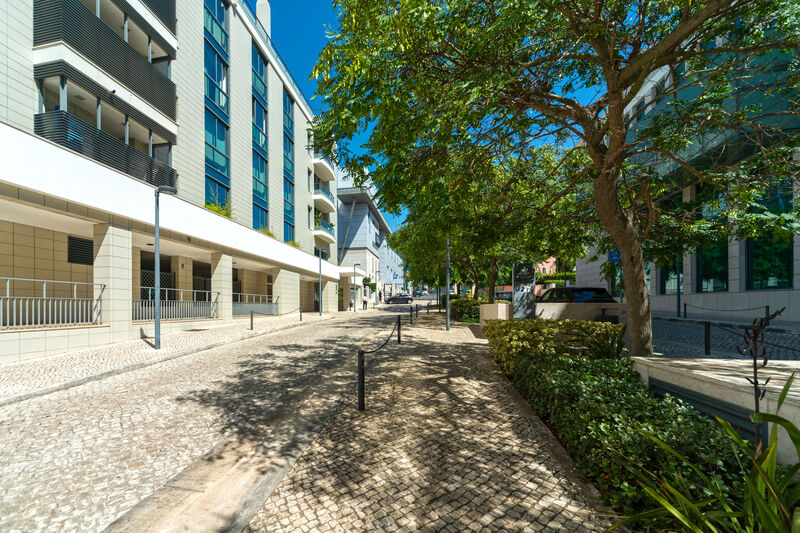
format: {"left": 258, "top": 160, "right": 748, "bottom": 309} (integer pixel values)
{"left": 313, "top": 149, "right": 334, "bottom": 171}
{"left": 204, "top": 74, "right": 229, "bottom": 114}
{"left": 203, "top": 6, "right": 228, "bottom": 51}
{"left": 34, "top": 0, "right": 177, "bottom": 118}
{"left": 252, "top": 70, "right": 268, "bottom": 101}
{"left": 315, "top": 219, "right": 335, "bottom": 236}
{"left": 205, "top": 142, "right": 230, "bottom": 177}
{"left": 314, "top": 183, "right": 335, "bottom": 204}
{"left": 35, "top": 111, "right": 177, "bottom": 188}
{"left": 1, "top": 277, "right": 103, "bottom": 329}
{"left": 141, "top": 0, "right": 176, "bottom": 33}
{"left": 233, "top": 293, "right": 278, "bottom": 316}
{"left": 133, "top": 287, "right": 219, "bottom": 321}
{"left": 252, "top": 124, "right": 268, "bottom": 153}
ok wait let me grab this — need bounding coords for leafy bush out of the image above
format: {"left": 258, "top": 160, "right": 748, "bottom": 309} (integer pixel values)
{"left": 614, "top": 374, "right": 800, "bottom": 532}
{"left": 537, "top": 272, "right": 576, "bottom": 284}
{"left": 484, "top": 319, "right": 744, "bottom": 517}
{"left": 261, "top": 227, "right": 275, "bottom": 238}
{"left": 450, "top": 298, "right": 484, "bottom": 321}
{"left": 287, "top": 240, "right": 300, "bottom": 248}
{"left": 440, "top": 293, "right": 460, "bottom": 308}
{"left": 205, "top": 201, "right": 232, "bottom": 218}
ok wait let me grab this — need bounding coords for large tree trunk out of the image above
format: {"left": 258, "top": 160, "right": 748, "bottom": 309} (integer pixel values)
{"left": 594, "top": 176, "right": 654, "bottom": 357}
{"left": 487, "top": 256, "right": 499, "bottom": 304}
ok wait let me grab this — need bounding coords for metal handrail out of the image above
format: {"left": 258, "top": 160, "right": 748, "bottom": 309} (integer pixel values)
{"left": 233, "top": 293, "right": 278, "bottom": 304}
{"left": 133, "top": 286, "right": 219, "bottom": 321}
{"left": 314, "top": 183, "right": 335, "bottom": 204}
{"left": 1, "top": 277, "right": 104, "bottom": 328}
{"left": 315, "top": 219, "right": 334, "bottom": 235}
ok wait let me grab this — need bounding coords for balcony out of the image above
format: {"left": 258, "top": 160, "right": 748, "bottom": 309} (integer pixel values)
{"left": 313, "top": 219, "right": 336, "bottom": 244}
{"left": 141, "top": 0, "right": 176, "bottom": 33}
{"left": 35, "top": 110, "right": 177, "bottom": 187}
{"left": 313, "top": 183, "right": 336, "bottom": 212}
{"left": 313, "top": 150, "right": 335, "bottom": 182}
{"left": 34, "top": 0, "right": 177, "bottom": 119}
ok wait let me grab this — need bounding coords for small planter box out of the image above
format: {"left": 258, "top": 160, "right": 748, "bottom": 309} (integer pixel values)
{"left": 479, "top": 303, "right": 512, "bottom": 328}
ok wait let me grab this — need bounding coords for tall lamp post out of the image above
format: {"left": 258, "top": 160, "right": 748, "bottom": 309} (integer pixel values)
{"left": 353, "top": 263, "right": 360, "bottom": 313}
{"left": 154, "top": 185, "right": 177, "bottom": 349}
{"left": 318, "top": 255, "right": 323, "bottom": 317}
{"left": 446, "top": 232, "right": 451, "bottom": 331}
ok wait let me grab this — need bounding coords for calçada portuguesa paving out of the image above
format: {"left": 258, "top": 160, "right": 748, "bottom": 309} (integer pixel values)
{"left": 0, "top": 308, "right": 612, "bottom": 531}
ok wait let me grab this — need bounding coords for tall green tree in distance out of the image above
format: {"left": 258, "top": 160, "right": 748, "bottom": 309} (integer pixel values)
{"left": 313, "top": 0, "right": 800, "bottom": 355}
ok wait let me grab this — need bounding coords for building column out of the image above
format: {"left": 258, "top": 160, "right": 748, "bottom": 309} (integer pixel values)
{"left": 322, "top": 281, "right": 337, "bottom": 312}
{"left": 132, "top": 247, "right": 141, "bottom": 299}
{"left": 211, "top": 252, "right": 232, "bottom": 320}
{"left": 272, "top": 269, "right": 299, "bottom": 314}
{"left": 93, "top": 223, "right": 132, "bottom": 342}
{"left": 171, "top": 256, "right": 193, "bottom": 300}
{"left": 729, "top": 239, "right": 746, "bottom": 293}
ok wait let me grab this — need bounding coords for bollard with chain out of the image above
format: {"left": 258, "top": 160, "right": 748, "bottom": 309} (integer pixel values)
{"left": 427, "top": 302, "right": 429, "bottom": 314}
{"left": 704, "top": 321, "right": 711, "bottom": 355}
{"left": 683, "top": 303, "right": 687, "bottom": 319}
{"left": 300, "top": 306, "right": 303, "bottom": 321}
{"left": 397, "top": 314, "right": 401, "bottom": 344}
{"left": 409, "top": 305, "right": 413, "bottom": 325}
{"left": 357, "top": 349, "right": 365, "bottom": 411}
{"left": 415, "top": 304, "right": 419, "bottom": 318}
{"left": 250, "top": 310, "right": 254, "bottom": 330}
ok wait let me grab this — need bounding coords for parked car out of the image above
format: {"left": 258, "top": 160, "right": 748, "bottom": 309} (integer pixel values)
{"left": 387, "top": 293, "right": 413, "bottom": 304}
{"left": 538, "top": 287, "right": 616, "bottom": 303}
{"left": 413, "top": 290, "right": 422, "bottom": 297}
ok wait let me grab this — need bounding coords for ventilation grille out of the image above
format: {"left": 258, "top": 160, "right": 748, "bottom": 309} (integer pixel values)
{"left": 67, "top": 236, "right": 93, "bottom": 266}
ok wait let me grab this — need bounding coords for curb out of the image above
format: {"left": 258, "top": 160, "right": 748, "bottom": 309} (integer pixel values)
{"left": 0, "top": 316, "right": 334, "bottom": 408}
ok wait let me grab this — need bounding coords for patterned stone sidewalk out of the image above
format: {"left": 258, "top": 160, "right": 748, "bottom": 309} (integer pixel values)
{"left": 246, "top": 316, "right": 612, "bottom": 532}
{"left": 0, "top": 311, "right": 337, "bottom": 402}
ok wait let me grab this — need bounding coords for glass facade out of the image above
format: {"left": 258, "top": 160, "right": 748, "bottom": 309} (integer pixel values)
{"left": 282, "top": 88, "right": 294, "bottom": 242}
{"left": 659, "top": 260, "right": 683, "bottom": 295}
{"left": 203, "top": 0, "right": 229, "bottom": 209}
{"left": 697, "top": 238, "right": 729, "bottom": 292}
{"left": 747, "top": 183, "right": 794, "bottom": 290}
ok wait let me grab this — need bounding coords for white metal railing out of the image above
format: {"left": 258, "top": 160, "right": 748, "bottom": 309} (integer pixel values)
{"left": 133, "top": 286, "right": 219, "bottom": 321}
{"left": 1, "top": 277, "right": 104, "bottom": 329}
{"left": 233, "top": 293, "right": 278, "bottom": 316}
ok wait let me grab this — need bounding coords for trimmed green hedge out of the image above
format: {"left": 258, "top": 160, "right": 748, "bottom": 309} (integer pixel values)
{"left": 483, "top": 319, "right": 744, "bottom": 517}
{"left": 440, "top": 293, "right": 460, "bottom": 308}
{"left": 450, "top": 299, "right": 512, "bottom": 321}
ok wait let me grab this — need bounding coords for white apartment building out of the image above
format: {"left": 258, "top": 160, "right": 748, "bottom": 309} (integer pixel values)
{"left": 0, "top": 0, "right": 363, "bottom": 362}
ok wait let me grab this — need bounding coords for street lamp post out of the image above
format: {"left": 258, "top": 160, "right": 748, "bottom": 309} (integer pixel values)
{"left": 318, "top": 255, "right": 323, "bottom": 316}
{"left": 353, "top": 263, "right": 360, "bottom": 313}
{"left": 154, "top": 185, "right": 177, "bottom": 350}
{"left": 446, "top": 232, "right": 451, "bottom": 331}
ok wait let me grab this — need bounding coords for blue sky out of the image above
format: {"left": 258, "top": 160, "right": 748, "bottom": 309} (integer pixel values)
{"left": 269, "top": 1, "right": 407, "bottom": 231}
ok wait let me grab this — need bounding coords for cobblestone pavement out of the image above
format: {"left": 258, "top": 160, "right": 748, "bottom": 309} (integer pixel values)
{"left": 652, "top": 316, "right": 800, "bottom": 360}
{"left": 246, "top": 315, "right": 612, "bottom": 532}
{"left": 0, "top": 312, "right": 389, "bottom": 532}
{"left": 0, "top": 311, "right": 337, "bottom": 401}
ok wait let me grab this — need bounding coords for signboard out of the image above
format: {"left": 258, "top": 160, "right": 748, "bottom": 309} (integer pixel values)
{"left": 512, "top": 264, "right": 537, "bottom": 319}
{"left": 608, "top": 249, "right": 621, "bottom": 263}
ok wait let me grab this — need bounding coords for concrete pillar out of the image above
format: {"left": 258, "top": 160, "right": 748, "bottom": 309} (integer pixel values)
{"left": 322, "top": 281, "right": 337, "bottom": 312}
{"left": 131, "top": 247, "right": 141, "bottom": 299}
{"left": 171, "top": 255, "right": 193, "bottom": 300}
{"left": 729, "top": 239, "right": 746, "bottom": 293}
{"left": 211, "top": 252, "right": 232, "bottom": 320}
{"left": 93, "top": 223, "right": 132, "bottom": 342}
{"left": 272, "top": 268, "right": 299, "bottom": 313}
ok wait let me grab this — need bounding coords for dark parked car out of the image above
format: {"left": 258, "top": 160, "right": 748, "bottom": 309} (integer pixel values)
{"left": 538, "top": 287, "right": 616, "bottom": 303}
{"left": 386, "top": 293, "right": 413, "bottom": 304}
{"left": 494, "top": 291, "right": 512, "bottom": 301}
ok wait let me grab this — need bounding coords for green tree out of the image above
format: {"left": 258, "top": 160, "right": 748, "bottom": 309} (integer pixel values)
{"left": 313, "top": 0, "right": 800, "bottom": 355}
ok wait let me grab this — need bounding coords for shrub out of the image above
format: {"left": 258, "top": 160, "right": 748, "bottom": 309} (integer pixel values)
{"left": 537, "top": 272, "right": 576, "bottom": 284}
{"left": 450, "top": 298, "right": 483, "bottom": 321}
{"left": 287, "top": 240, "right": 300, "bottom": 248}
{"left": 484, "top": 319, "right": 744, "bottom": 517}
{"left": 440, "top": 293, "right": 460, "bottom": 308}
{"left": 205, "top": 201, "right": 232, "bottom": 218}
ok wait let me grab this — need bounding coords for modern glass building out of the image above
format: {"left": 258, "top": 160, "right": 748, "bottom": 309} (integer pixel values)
{"left": 0, "top": 0, "right": 357, "bottom": 362}
{"left": 576, "top": 58, "right": 799, "bottom": 325}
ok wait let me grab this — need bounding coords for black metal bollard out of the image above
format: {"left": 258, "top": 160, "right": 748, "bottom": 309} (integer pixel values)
{"left": 766, "top": 305, "right": 770, "bottom": 318}
{"left": 397, "top": 314, "right": 401, "bottom": 344}
{"left": 300, "top": 306, "right": 303, "bottom": 321}
{"left": 683, "top": 303, "right": 687, "bottom": 319}
{"left": 357, "top": 349, "right": 365, "bottom": 411}
{"left": 250, "top": 310, "right": 254, "bottom": 330}
{"left": 409, "top": 305, "right": 413, "bottom": 325}
{"left": 415, "top": 304, "right": 419, "bottom": 318}
{"left": 704, "top": 321, "right": 711, "bottom": 355}
{"left": 427, "top": 302, "right": 430, "bottom": 314}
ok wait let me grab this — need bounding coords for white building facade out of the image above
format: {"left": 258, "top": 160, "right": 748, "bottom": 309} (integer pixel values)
{"left": 0, "top": 0, "right": 361, "bottom": 362}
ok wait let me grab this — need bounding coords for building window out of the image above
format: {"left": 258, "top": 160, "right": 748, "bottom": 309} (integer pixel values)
{"left": 284, "top": 221, "right": 294, "bottom": 243}
{"left": 253, "top": 98, "right": 267, "bottom": 133}
{"left": 253, "top": 204, "right": 267, "bottom": 231}
{"left": 697, "top": 238, "right": 729, "bottom": 292}
{"left": 308, "top": 206, "right": 313, "bottom": 229}
{"left": 204, "top": 0, "right": 226, "bottom": 27}
{"left": 283, "top": 88, "right": 294, "bottom": 134}
{"left": 659, "top": 260, "right": 683, "bottom": 295}
{"left": 746, "top": 183, "right": 794, "bottom": 290}
{"left": 205, "top": 176, "right": 229, "bottom": 209}
{"left": 283, "top": 178, "right": 294, "bottom": 223}
{"left": 283, "top": 133, "right": 294, "bottom": 176}
{"left": 253, "top": 152, "right": 267, "bottom": 200}
{"left": 205, "top": 108, "right": 229, "bottom": 176}
{"left": 252, "top": 44, "right": 268, "bottom": 101}
{"left": 67, "top": 236, "right": 93, "bottom": 266}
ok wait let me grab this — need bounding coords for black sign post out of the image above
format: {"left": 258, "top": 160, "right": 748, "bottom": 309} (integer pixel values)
{"left": 512, "top": 264, "right": 537, "bottom": 319}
